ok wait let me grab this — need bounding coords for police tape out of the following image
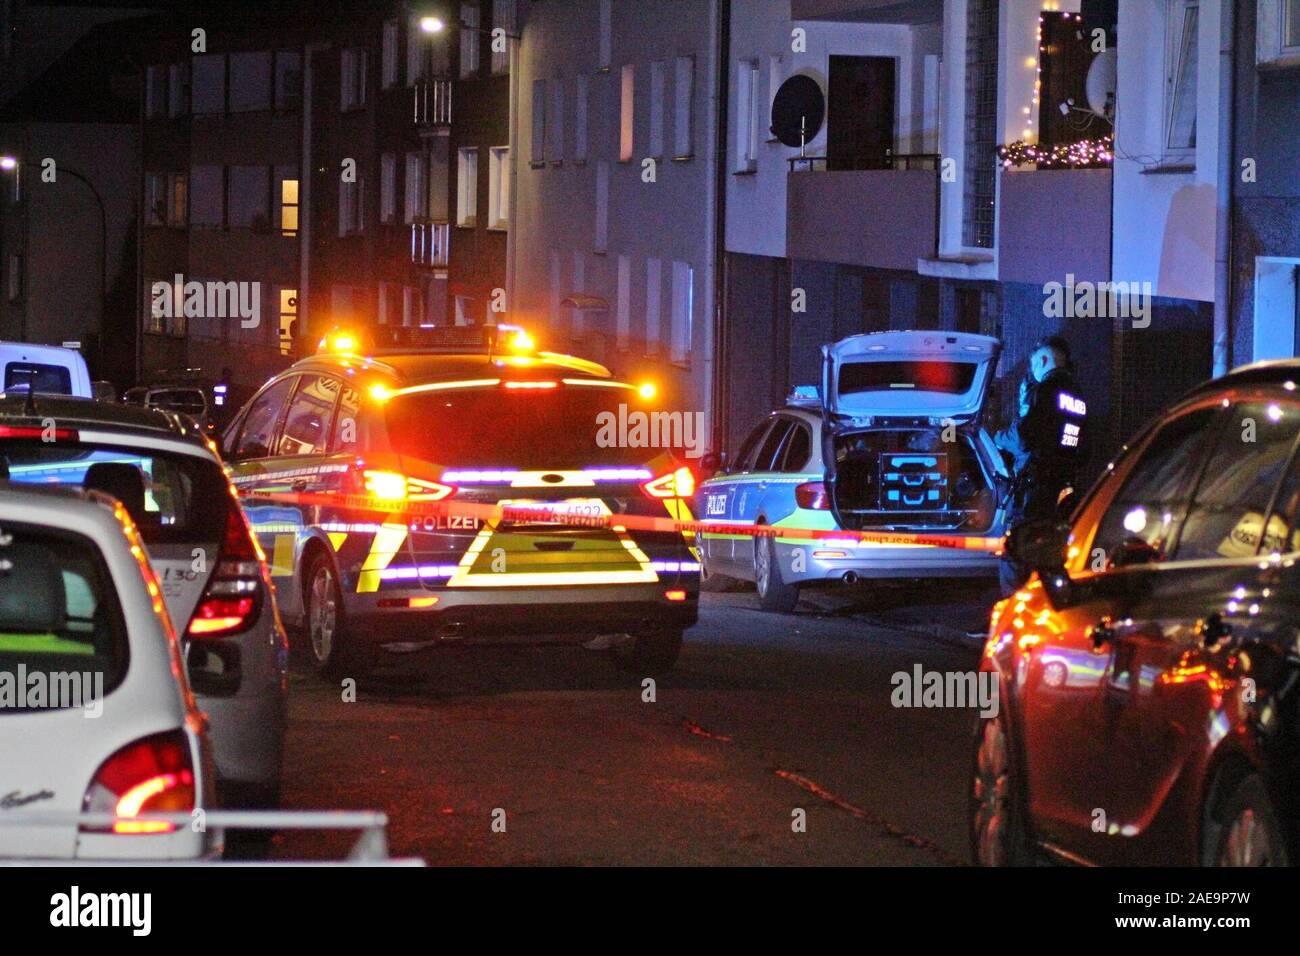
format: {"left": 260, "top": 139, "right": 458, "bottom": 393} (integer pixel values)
{"left": 236, "top": 487, "right": 1004, "bottom": 553}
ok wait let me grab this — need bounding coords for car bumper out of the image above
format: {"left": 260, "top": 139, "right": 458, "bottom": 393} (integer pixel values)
{"left": 344, "top": 580, "right": 700, "bottom": 644}
{"left": 773, "top": 539, "right": 1000, "bottom": 582}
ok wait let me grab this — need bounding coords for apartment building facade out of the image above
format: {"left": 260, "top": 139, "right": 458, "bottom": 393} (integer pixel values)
{"left": 720, "top": 0, "right": 1230, "bottom": 481}
{"left": 509, "top": 0, "right": 723, "bottom": 430}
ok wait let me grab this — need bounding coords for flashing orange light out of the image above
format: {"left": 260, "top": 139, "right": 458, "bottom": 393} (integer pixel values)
{"left": 638, "top": 382, "right": 657, "bottom": 400}
{"left": 510, "top": 330, "right": 535, "bottom": 351}
{"left": 369, "top": 383, "right": 392, "bottom": 401}
{"left": 642, "top": 466, "right": 696, "bottom": 499}
{"left": 364, "top": 469, "right": 409, "bottom": 501}
{"left": 664, "top": 590, "right": 688, "bottom": 602}
{"left": 503, "top": 380, "right": 558, "bottom": 389}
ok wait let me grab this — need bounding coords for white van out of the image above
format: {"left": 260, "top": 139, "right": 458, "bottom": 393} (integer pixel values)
{"left": 0, "top": 342, "right": 92, "bottom": 398}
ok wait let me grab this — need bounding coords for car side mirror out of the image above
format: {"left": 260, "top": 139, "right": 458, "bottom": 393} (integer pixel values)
{"left": 700, "top": 450, "right": 727, "bottom": 476}
{"left": 1004, "top": 518, "right": 1076, "bottom": 608}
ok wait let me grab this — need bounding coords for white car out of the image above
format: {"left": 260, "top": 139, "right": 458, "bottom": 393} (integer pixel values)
{"left": 0, "top": 396, "right": 288, "bottom": 808}
{"left": 0, "top": 486, "right": 217, "bottom": 859}
{"left": 0, "top": 341, "right": 92, "bottom": 397}
{"left": 698, "top": 331, "right": 1011, "bottom": 610}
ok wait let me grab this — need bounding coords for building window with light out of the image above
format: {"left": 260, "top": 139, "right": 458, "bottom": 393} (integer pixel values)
{"left": 488, "top": 146, "right": 509, "bottom": 230}
{"left": 619, "top": 64, "right": 635, "bottom": 162}
{"left": 457, "top": 147, "right": 478, "bottom": 227}
{"left": 277, "top": 166, "right": 298, "bottom": 236}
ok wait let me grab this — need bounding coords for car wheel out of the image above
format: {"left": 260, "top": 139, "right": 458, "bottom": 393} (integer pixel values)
{"left": 754, "top": 533, "right": 799, "bottom": 613}
{"left": 610, "top": 629, "right": 684, "bottom": 677}
{"left": 1207, "top": 773, "right": 1290, "bottom": 866}
{"left": 970, "top": 701, "right": 1035, "bottom": 866}
{"left": 304, "top": 552, "right": 372, "bottom": 680}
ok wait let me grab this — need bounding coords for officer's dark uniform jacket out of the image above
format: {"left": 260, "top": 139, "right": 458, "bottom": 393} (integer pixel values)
{"left": 1007, "top": 366, "right": 1087, "bottom": 522}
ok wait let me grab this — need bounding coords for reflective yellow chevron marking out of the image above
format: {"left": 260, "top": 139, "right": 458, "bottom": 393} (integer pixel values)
{"left": 327, "top": 532, "right": 348, "bottom": 551}
{"left": 356, "top": 522, "right": 408, "bottom": 593}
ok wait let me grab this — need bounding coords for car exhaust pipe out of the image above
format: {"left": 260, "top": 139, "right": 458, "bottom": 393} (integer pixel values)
{"left": 842, "top": 571, "right": 860, "bottom": 586}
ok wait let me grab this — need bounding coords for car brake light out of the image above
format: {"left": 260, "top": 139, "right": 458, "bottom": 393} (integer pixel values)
{"left": 362, "top": 470, "right": 456, "bottom": 502}
{"left": 502, "top": 380, "right": 558, "bottom": 390}
{"left": 642, "top": 466, "right": 696, "bottom": 499}
{"left": 795, "top": 481, "right": 831, "bottom": 510}
{"left": 81, "top": 731, "right": 195, "bottom": 834}
{"left": 0, "top": 424, "right": 79, "bottom": 441}
{"left": 186, "top": 503, "right": 263, "bottom": 639}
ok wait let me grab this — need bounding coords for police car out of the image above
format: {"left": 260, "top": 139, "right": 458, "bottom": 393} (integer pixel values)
{"left": 698, "top": 331, "right": 1011, "bottom": 611}
{"left": 222, "top": 327, "right": 699, "bottom": 679}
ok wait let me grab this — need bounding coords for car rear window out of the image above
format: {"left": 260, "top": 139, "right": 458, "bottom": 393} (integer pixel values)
{"left": 4, "top": 362, "right": 72, "bottom": 395}
{"left": 0, "top": 523, "right": 129, "bottom": 711}
{"left": 383, "top": 384, "right": 682, "bottom": 468}
{"left": 840, "top": 361, "right": 978, "bottom": 396}
{"left": 0, "top": 443, "right": 229, "bottom": 546}
{"left": 150, "top": 389, "right": 207, "bottom": 416}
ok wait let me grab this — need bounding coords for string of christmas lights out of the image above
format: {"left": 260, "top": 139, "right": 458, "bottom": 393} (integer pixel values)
{"left": 997, "top": 134, "right": 1114, "bottom": 169}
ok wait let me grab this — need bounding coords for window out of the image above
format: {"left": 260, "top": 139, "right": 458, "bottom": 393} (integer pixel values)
{"left": 674, "top": 55, "right": 695, "bottom": 159}
{"left": 598, "top": 0, "right": 612, "bottom": 70}
{"left": 735, "top": 421, "right": 773, "bottom": 473}
{"left": 146, "top": 65, "right": 166, "bottom": 117}
{"left": 645, "top": 257, "right": 661, "bottom": 355}
{"left": 616, "top": 254, "right": 631, "bottom": 349}
{"left": 574, "top": 73, "right": 589, "bottom": 163}
{"left": 341, "top": 47, "right": 367, "bottom": 110}
{"left": 190, "top": 165, "right": 223, "bottom": 226}
{"left": 191, "top": 54, "right": 225, "bottom": 114}
{"left": 404, "top": 286, "right": 423, "bottom": 325}
{"left": 649, "top": 60, "right": 666, "bottom": 159}
{"left": 168, "top": 62, "right": 189, "bottom": 116}
{"left": 276, "top": 167, "right": 298, "bottom": 236}
{"left": 274, "top": 51, "right": 301, "bottom": 109}
{"left": 1087, "top": 407, "right": 1219, "bottom": 569}
{"left": 491, "top": 0, "right": 515, "bottom": 74}
{"left": 549, "top": 79, "right": 564, "bottom": 163}
{"left": 381, "top": 152, "right": 397, "bottom": 223}
{"left": 670, "top": 261, "right": 693, "bottom": 364}
{"left": 382, "top": 20, "right": 399, "bottom": 88}
{"left": 229, "top": 51, "right": 272, "bottom": 112}
{"left": 460, "top": 2, "right": 481, "bottom": 78}
{"left": 234, "top": 377, "right": 295, "bottom": 460}
{"left": 619, "top": 64, "right": 635, "bottom": 161}
{"left": 1289, "top": 0, "right": 1300, "bottom": 47}
{"left": 338, "top": 177, "right": 363, "bottom": 235}
{"left": 595, "top": 161, "right": 609, "bottom": 253}
{"left": 332, "top": 383, "right": 362, "bottom": 452}
{"left": 754, "top": 420, "right": 794, "bottom": 473}
{"left": 408, "top": 18, "right": 427, "bottom": 83}
{"left": 145, "top": 173, "right": 166, "bottom": 225}
{"left": 277, "top": 375, "right": 339, "bottom": 457}
{"left": 1166, "top": 1, "right": 1199, "bottom": 154}
{"left": 488, "top": 146, "right": 509, "bottom": 229}
{"left": 779, "top": 423, "right": 812, "bottom": 472}
{"left": 454, "top": 294, "right": 475, "bottom": 325}
{"left": 228, "top": 165, "right": 270, "bottom": 229}
{"left": 166, "top": 173, "right": 188, "bottom": 227}
{"left": 531, "top": 79, "right": 546, "bottom": 166}
{"left": 277, "top": 287, "right": 297, "bottom": 355}
{"left": 457, "top": 147, "right": 478, "bottom": 226}
{"left": 735, "top": 59, "right": 759, "bottom": 172}
{"left": 404, "top": 152, "right": 425, "bottom": 223}
{"left": 766, "top": 55, "right": 783, "bottom": 142}
{"left": 1173, "top": 402, "right": 1299, "bottom": 561}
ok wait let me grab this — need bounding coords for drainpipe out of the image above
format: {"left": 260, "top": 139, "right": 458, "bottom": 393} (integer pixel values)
{"left": 709, "top": 0, "right": 731, "bottom": 454}
{"left": 1213, "top": 0, "right": 1237, "bottom": 376}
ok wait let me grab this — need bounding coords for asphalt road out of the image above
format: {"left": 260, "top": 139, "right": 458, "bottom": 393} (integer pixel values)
{"left": 272, "top": 582, "right": 1001, "bottom": 865}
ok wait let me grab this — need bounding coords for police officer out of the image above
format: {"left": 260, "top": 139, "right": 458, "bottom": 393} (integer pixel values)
{"left": 999, "top": 335, "right": 1088, "bottom": 595}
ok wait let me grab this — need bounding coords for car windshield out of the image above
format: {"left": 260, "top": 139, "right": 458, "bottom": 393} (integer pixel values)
{"left": 839, "top": 360, "right": 978, "bottom": 396}
{"left": 0, "top": 522, "right": 129, "bottom": 711}
{"left": 383, "top": 384, "right": 683, "bottom": 468}
{"left": 0, "top": 442, "right": 229, "bottom": 546}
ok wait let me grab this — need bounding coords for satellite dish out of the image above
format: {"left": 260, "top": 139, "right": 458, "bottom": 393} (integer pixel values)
{"left": 770, "top": 74, "right": 825, "bottom": 149}
{"left": 1085, "top": 48, "right": 1117, "bottom": 122}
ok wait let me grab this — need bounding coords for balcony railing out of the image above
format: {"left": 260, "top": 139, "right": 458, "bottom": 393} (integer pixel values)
{"left": 413, "top": 77, "right": 452, "bottom": 128}
{"left": 410, "top": 220, "right": 450, "bottom": 268}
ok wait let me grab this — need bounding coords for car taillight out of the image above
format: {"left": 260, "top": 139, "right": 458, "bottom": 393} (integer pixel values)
{"left": 0, "top": 424, "right": 79, "bottom": 441}
{"left": 795, "top": 481, "right": 830, "bottom": 510}
{"left": 186, "top": 503, "right": 263, "bottom": 639}
{"left": 361, "top": 469, "right": 456, "bottom": 502}
{"left": 81, "top": 731, "right": 195, "bottom": 834}
{"left": 642, "top": 466, "right": 696, "bottom": 499}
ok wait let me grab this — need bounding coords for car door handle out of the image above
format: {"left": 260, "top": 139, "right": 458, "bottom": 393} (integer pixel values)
{"left": 1089, "top": 616, "right": 1115, "bottom": 650}
{"left": 1197, "top": 612, "right": 1233, "bottom": 649}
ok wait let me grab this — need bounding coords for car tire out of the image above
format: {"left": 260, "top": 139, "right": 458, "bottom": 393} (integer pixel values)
{"left": 969, "top": 699, "right": 1036, "bottom": 866}
{"left": 304, "top": 551, "right": 373, "bottom": 681}
{"left": 1205, "top": 773, "right": 1291, "bottom": 866}
{"left": 754, "top": 533, "right": 799, "bottom": 613}
{"left": 610, "top": 629, "right": 684, "bottom": 677}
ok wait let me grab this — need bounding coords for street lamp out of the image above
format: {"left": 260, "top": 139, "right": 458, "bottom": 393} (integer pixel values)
{"left": 419, "top": 15, "right": 445, "bottom": 33}
{"left": 0, "top": 155, "right": 108, "bottom": 347}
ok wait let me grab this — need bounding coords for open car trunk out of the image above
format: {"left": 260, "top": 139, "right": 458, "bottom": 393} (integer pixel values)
{"left": 828, "top": 424, "right": 1000, "bottom": 532}
{"left": 819, "top": 331, "right": 1004, "bottom": 534}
